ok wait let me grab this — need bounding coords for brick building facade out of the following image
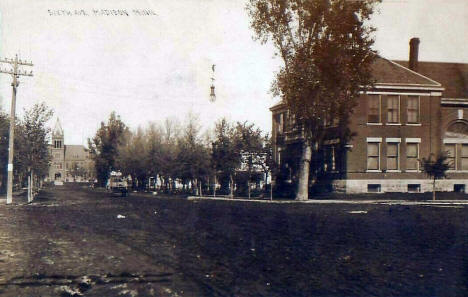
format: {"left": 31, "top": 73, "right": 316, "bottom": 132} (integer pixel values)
{"left": 48, "top": 119, "right": 93, "bottom": 183}
{"left": 271, "top": 38, "right": 468, "bottom": 193}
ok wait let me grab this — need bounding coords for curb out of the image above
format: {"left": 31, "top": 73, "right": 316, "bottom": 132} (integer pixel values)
{"left": 187, "top": 196, "right": 468, "bottom": 206}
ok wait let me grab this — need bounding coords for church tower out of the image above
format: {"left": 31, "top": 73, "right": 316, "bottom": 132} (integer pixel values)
{"left": 50, "top": 118, "right": 65, "bottom": 182}
{"left": 52, "top": 118, "right": 64, "bottom": 149}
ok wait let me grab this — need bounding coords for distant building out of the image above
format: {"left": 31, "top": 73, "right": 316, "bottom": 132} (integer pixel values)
{"left": 48, "top": 119, "right": 93, "bottom": 183}
{"left": 271, "top": 38, "right": 468, "bottom": 194}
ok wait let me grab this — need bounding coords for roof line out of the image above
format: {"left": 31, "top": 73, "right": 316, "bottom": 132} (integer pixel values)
{"left": 395, "top": 60, "right": 468, "bottom": 66}
{"left": 375, "top": 82, "right": 444, "bottom": 87}
{"left": 385, "top": 58, "right": 442, "bottom": 86}
{"left": 270, "top": 101, "right": 285, "bottom": 111}
{"left": 374, "top": 85, "right": 444, "bottom": 91}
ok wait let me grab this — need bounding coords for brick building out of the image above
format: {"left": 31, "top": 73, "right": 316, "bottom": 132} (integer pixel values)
{"left": 271, "top": 38, "right": 468, "bottom": 193}
{"left": 48, "top": 119, "right": 93, "bottom": 183}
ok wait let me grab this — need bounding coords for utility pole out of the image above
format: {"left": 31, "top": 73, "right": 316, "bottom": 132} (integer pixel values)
{"left": 0, "top": 55, "right": 33, "bottom": 204}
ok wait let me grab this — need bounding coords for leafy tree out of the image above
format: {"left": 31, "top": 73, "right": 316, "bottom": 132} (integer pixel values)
{"left": 247, "top": 0, "right": 380, "bottom": 200}
{"left": 88, "top": 112, "right": 128, "bottom": 187}
{"left": 176, "top": 113, "right": 211, "bottom": 195}
{"left": 116, "top": 127, "right": 149, "bottom": 189}
{"left": 235, "top": 121, "right": 265, "bottom": 198}
{"left": 69, "top": 161, "right": 88, "bottom": 182}
{"left": 0, "top": 113, "right": 10, "bottom": 192}
{"left": 420, "top": 153, "right": 451, "bottom": 201}
{"left": 160, "top": 118, "right": 181, "bottom": 192}
{"left": 146, "top": 122, "right": 164, "bottom": 184}
{"left": 256, "top": 134, "right": 275, "bottom": 199}
{"left": 212, "top": 118, "right": 241, "bottom": 197}
{"left": 15, "top": 103, "right": 53, "bottom": 192}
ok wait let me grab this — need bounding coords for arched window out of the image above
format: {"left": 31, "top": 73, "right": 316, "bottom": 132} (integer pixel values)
{"left": 444, "top": 121, "right": 468, "bottom": 170}
{"left": 445, "top": 121, "right": 468, "bottom": 138}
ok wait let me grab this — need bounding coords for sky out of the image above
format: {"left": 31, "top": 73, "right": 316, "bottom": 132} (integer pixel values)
{"left": 0, "top": 0, "right": 467, "bottom": 145}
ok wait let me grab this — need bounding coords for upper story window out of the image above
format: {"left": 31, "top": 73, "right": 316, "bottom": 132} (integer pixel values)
{"left": 407, "top": 96, "right": 420, "bottom": 123}
{"left": 367, "top": 95, "right": 380, "bottom": 123}
{"left": 274, "top": 113, "right": 284, "bottom": 134}
{"left": 387, "top": 95, "right": 400, "bottom": 123}
{"left": 54, "top": 140, "right": 62, "bottom": 149}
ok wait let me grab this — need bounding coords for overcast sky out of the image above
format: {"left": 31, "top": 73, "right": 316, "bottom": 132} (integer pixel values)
{"left": 0, "top": 0, "right": 467, "bottom": 145}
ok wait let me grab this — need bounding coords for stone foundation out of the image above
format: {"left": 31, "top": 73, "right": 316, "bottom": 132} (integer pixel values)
{"left": 332, "top": 179, "right": 468, "bottom": 194}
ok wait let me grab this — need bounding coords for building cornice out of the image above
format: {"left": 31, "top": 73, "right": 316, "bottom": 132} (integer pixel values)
{"left": 270, "top": 101, "right": 286, "bottom": 112}
{"left": 372, "top": 84, "right": 445, "bottom": 91}
{"left": 441, "top": 98, "right": 468, "bottom": 106}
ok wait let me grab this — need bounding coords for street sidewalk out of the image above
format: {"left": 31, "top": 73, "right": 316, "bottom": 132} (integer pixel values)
{"left": 188, "top": 195, "right": 468, "bottom": 206}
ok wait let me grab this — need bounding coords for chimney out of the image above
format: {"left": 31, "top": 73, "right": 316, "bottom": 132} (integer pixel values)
{"left": 409, "top": 37, "right": 420, "bottom": 72}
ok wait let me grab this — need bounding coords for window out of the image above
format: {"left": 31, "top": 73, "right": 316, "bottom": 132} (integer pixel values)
{"left": 387, "top": 96, "right": 400, "bottom": 123}
{"left": 54, "top": 140, "right": 62, "bottom": 149}
{"left": 454, "top": 184, "right": 465, "bottom": 193}
{"left": 408, "top": 184, "right": 421, "bottom": 193}
{"left": 367, "top": 142, "right": 380, "bottom": 170}
{"left": 406, "top": 143, "right": 419, "bottom": 170}
{"left": 368, "top": 184, "right": 381, "bottom": 193}
{"left": 324, "top": 145, "right": 336, "bottom": 172}
{"left": 274, "top": 113, "right": 283, "bottom": 134}
{"left": 407, "top": 96, "right": 420, "bottom": 123}
{"left": 445, "top": 144, "right": 456, "bottom": 170}
{"left": 387, "top": 142, "right": 399, "bottom": 170}
{"left": 462, "top": 145, "right": 468, "bottom": 170}
{"left": 367, "top": 95, "right": 380, "bottom": 123}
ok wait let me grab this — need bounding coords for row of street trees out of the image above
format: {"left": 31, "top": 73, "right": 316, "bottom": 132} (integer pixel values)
{"left": 88, "top": 112, "right": 272, "bottom": 197}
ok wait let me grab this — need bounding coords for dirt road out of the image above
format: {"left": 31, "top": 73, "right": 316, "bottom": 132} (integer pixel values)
{"left": 0, "top": 184, "right": 467, "bottom": 296}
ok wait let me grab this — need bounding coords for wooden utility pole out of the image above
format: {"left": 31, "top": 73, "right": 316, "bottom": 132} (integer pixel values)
{"left": 0, "top": 55, "right": 33, "bottom": 204}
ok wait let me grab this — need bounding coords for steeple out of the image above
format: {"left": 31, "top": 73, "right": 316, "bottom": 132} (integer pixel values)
{"left": 52, "top": 118, "right": 64, "bottom": 149}
{"left": 53, "top": 118, "right": 64, "bottom": 138}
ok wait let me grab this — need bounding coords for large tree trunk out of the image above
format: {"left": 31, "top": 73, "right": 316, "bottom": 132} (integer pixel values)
{"left": 296, "top": 141, "right": 312, "bottom": 201}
